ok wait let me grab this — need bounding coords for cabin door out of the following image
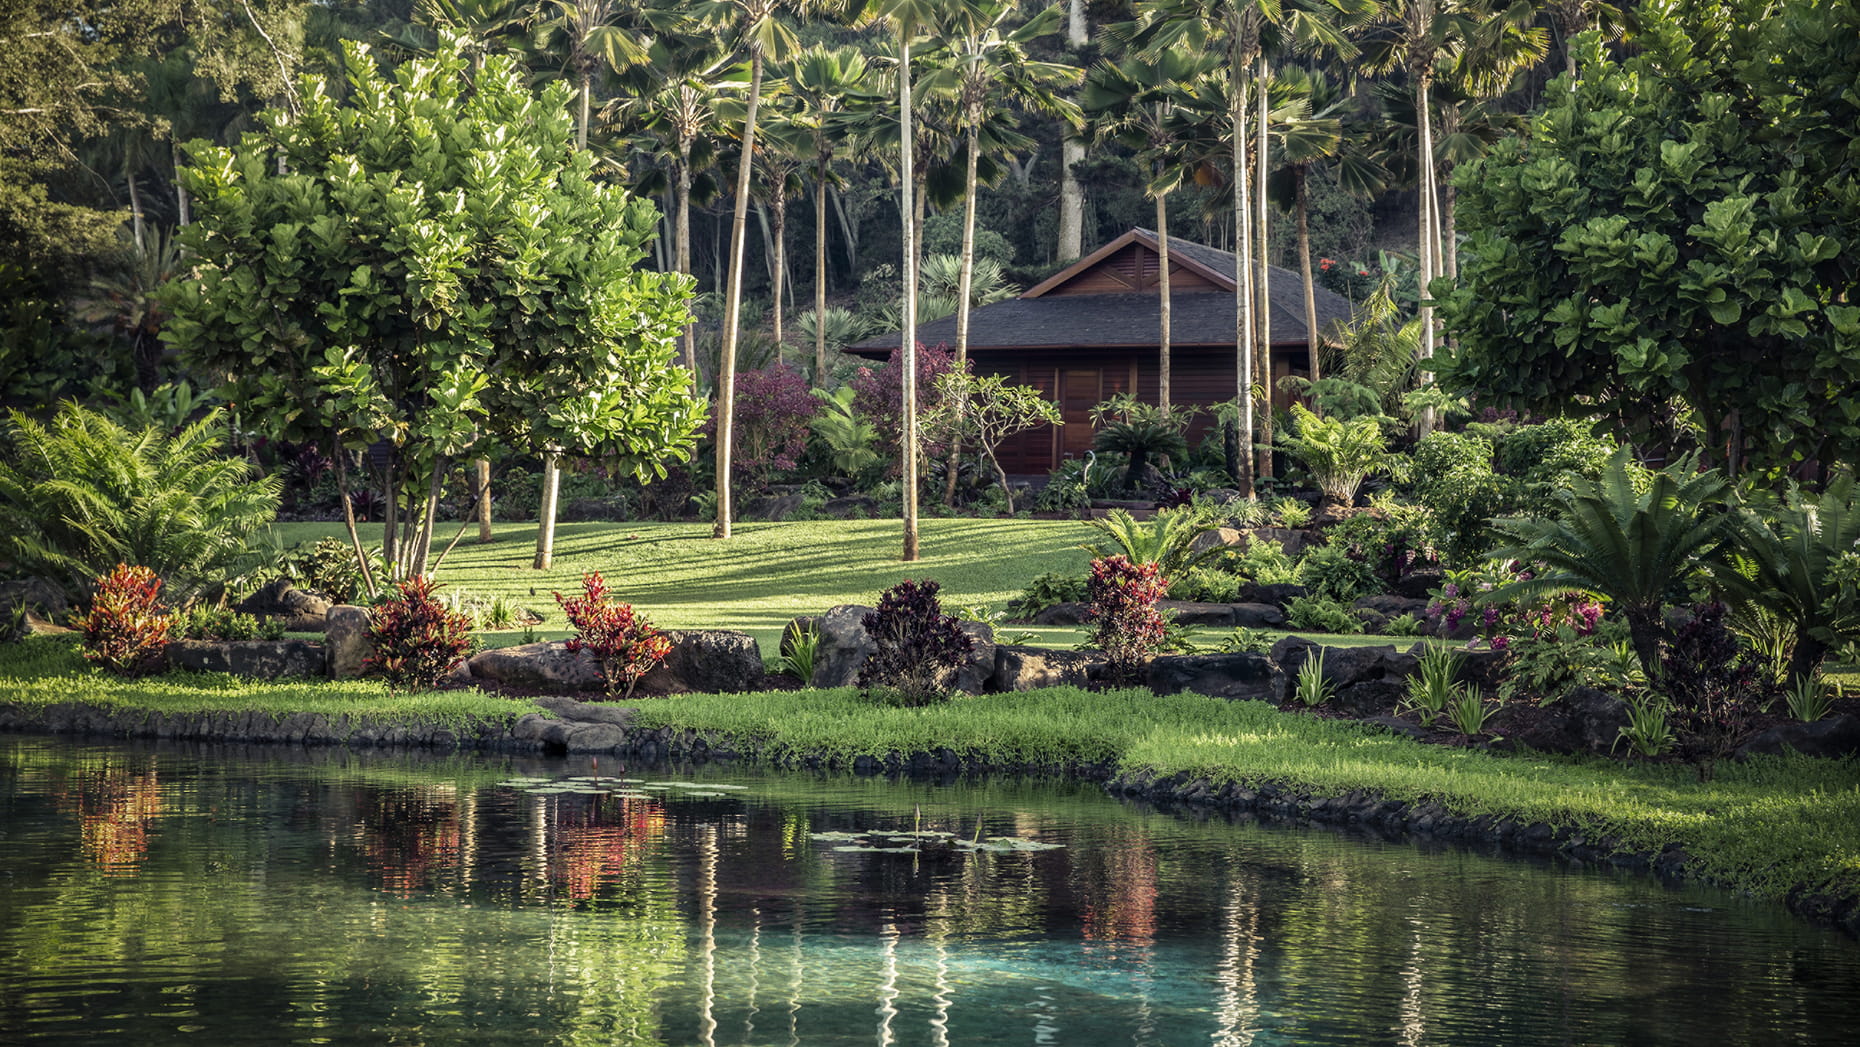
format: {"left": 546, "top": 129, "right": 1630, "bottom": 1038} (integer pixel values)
{"left": 1057, "top": 366, "right": 1131, "bottom": 461}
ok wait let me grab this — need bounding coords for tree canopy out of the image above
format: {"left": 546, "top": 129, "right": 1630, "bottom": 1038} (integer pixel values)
{"left": 162, "top": 38, "right": 702, "bottom": 580}
{"left": 1436, "top": 0, "right": 1860, "bottom": 479}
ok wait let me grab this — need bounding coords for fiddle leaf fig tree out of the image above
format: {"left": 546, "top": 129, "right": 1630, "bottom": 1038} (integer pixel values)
{"left": 1437, "top": 1, "right": 1860, "bottom": 478}
{"left": 163, "top": 38, "right": 702, "bottom": 586}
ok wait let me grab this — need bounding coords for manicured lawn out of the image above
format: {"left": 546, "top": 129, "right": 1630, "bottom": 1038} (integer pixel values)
{"left": 272, "top": 518, "right": 1421, "bottom": 655}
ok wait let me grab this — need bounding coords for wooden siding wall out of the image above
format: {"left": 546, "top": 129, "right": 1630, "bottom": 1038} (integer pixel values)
{"left": 976, "top": 344, "right": 1312, "bottom": 475}
{"left": 1043, "top": 244, "right": 1224, "bottom": 296}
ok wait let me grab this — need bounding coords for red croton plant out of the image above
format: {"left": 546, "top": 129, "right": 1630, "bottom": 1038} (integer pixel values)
{"left": 555, "top": 572, "right": 671, "bottom": 699}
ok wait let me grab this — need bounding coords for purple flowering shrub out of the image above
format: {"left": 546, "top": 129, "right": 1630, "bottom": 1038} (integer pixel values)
{"left": 1427, "top": 562, "right": 1605, "bottom": 652}
{"left": 703, "top": 364, "right": 818, "bottom": 487}
{"left": 850, "top": 343, "right": 961, "bottom": 469}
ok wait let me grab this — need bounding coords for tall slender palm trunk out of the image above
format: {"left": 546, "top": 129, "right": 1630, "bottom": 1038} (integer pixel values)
{"left": 716, "top": 51, "right": 768, "bottom": 540}
{"left": 813, "top": 173, "right": 829, "bottom": 385}
{"left": 1156, "top": 190, "right": 1172, "bottom": 416}
{"left": 1254, "top": 52, "right": 1272, "bottom": 478}
{"left": 899, "top": 34, "right": 920, "bottom": 561}
{"left": 1296, "top": 169, "right": 1320, "bottom": 386}
{"left": 944, "top": 122, "right": 982, "bottom": 507}
{"left": 676, "top": 142, "right": 696, "bottom": 373}
{"left": 1230, "top": 38, "right": 1256, "bottom": 497}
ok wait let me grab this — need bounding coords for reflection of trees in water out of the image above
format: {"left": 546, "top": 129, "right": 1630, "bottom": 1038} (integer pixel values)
{"left": 51, "top": 762, "right": 167, "bottom": 874}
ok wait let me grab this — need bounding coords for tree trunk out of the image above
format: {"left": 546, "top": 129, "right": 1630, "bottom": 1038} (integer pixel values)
{"left": 899, "top": 33, "right": 919, "bottom": 562}
{"left": 1231, "top": 38, "right": 1256, "bottom": 498}
{"left": 475, "top": 457, "right": 493, "bottom": 542}
{"left": 814, "top": 169, "right": 829, "bottom": 386}
{"left": 1254, "top": 52, "right": 1272, "bottom": 479}
{"left": 331, "top": 444, "right": 379, "bottom": 600}
{"left": 1056, "top": 0, "right": 1088, "bottom": 262}
{"left": 1625, "top": 605, "right": 1666, "bottom": 685}
{"left": 577, "top": 70, "right": 591, "bottom": 150}
{"left": 127, "top": 164, "right": 145, "bottom": 251}
{"left": 172, "top": 142, "right": 190, "bottom": 226}
{"left": 715, "top": 50, "right": 767, "bottom": 541}
{"left": 533, "top": 451, "right": 561, "bottom": 569}
{"left": 1297, "top": 168, "right": 1320, "bottom": 386}
{"left": 1416, "top": 73, "right": 1439, "bottom": 436}
{"left": 676, "top": 142, "right": 696, "bottom": 374}
{"left": 410, "top": 456, "right": 447, "bottom": 579}
{"left": 1156, "top": 190, "right": 1172, "bottom": 417}
{"left": 771, "top": 193, "right": 788, "bottom": 347}
{"left": 946, "top": 122, "right": 982, "bottom": 507}
{"left": 1789, "top": 635, "right": 1829, "bottom": 691}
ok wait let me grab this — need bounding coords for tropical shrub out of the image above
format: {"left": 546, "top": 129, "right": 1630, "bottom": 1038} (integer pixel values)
{"left": 1495, "top": 418, "right": 1616, "bottom": 512}
{"left": 1409, "top": 431, "right": 1508, "bottom": 566}
{"left": 1322, "top": 503, "right": 1443, "bottom": 589}
{"left": 364, "top": 577, "right": 476, "bottom": 692}
{"left": 1005, "top": 571, "right": 1090, "bottom": 619}
{"left": 706, "top": 364, "right": 817, "bottom": 488}
{"left": 859, "top": 578, "right": 975, "bottom": 705}
{"left": 850, "top": 344, "right": 959, "bottom": 468}
{"left": 1293, "top": 649, "right": 1334, "bottom": 706}
{"left": 1729, "top": 472, "right": 1860, "bottom": 686}
{"left": 172, "top": 605, "right": 284, "bottom": 642}
{"left": 1086, "top": 556, "right": 1168, "bottom": 684}
{"left": 274, "top": 537, "right": 370, "bottom": 604}
{"left": 1285, "top": 595, "right": 1363, "bottom": 634}
{"left": 1276, "top": 403, "right": 1386, "bottom": 508}
{"left": 1170, "top": 566, "right": 1244, "bottom": 604}
{"left": 809, "top": 386, "right": 884, "bottom": 484}
{"left": 556, "top": 572, "right": 672, "bottom": 699}
{"left": 1080, "top": 507, "right": 1226, "bottom": 585}
{"left": 0, "top": 404, "right": 280, "bottom": 596}
{"left": 80, "top": 564, "right": 173, "bottom": 676}
{"left": 1399, "top": 645, "right": 1464, "bottom": 727}
{"left": 1783, "top": 675, "right": 1838, "bottom": 724}
{"left": 1296, "top": 544, "right": 1379, "bottom": 604}
{"left": 1230, "top": 537, "right": 1298, "bottom": 585}
{"left": 1660, "top": 603, "right": 1767, "bottom": 773}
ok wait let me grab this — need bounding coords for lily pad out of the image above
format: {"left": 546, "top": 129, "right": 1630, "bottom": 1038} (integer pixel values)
{"left": 833, "top": 845, "right": 920, "bottom": 854}
{"left": 809, "top": 831, "right": 866, "bottom": 842}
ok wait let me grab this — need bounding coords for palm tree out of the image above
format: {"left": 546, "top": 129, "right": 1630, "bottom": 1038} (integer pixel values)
{"left": 1081, "top": 49, "right": 1221, "bottom": 415}
{"left": 786, "top": 45, "right": 874, "bottom": 385}
{"left": 699, "top": 0, "right": 805, "bottom": 541}
{"left": 74, "top": 230, "right": 181, "bottom": 394}
{"left": 1355, "top": 0, "right": 1541, "bottom": 433}
{"left": 920, "top": 0, "right": 1080, "bottom": 504}
{"left": 1731, "top": 475, "right": 1860, "bottom": 687}
{"left": 531, "top": 0, "right": 656, "bottom": 150}
{"left": 747, "top": 103, "right": 810, "bottom": 349}
{"left": 860, "top": 0, "right": 948, "bottom": 561}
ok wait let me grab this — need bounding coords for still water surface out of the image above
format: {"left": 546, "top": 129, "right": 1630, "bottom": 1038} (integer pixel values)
{"left": 1, "top": 737, "right": 1856, "bottom": 1045}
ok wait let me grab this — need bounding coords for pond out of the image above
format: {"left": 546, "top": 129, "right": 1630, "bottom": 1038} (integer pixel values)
{"left": 2, "top": 737, "right": 1856, "bottom": 1045}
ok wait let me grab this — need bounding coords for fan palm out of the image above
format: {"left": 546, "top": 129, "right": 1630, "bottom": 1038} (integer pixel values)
{"left": 786, "top": 45, "right": 876, "bottom": 385}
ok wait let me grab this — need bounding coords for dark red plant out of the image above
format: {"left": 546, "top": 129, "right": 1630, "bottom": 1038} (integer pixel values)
{"left": 702, "top": 363, "right": 818, "bottom": 486}
{"left": 556, "top": 572, "right": 671, "bottom": 699}
{"left": 363, "top": 576, "right": 475, "bottom": 691}
{"left": 859, "top": 578, "right": 974, "bottom": 705}
{"left": 1087, "top": 555, "right": 1168, "bottom": 684}
{"left": 850, "top": 343, "right": 962, "bottom": 468}
{"left": 81, "top": 563, "right": 173, "bottom": 676}
{"left": 1661, "top": 602, "right": 1768, "bottom": 774}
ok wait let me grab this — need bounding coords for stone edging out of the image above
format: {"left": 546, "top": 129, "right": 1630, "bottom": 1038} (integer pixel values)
{"left": 3, "top": 696, "right": 1853, "bottom": 939}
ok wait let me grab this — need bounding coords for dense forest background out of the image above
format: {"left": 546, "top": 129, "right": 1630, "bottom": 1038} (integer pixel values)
{"left": 2, "top": 0, "right": 1603, "bottom": 404}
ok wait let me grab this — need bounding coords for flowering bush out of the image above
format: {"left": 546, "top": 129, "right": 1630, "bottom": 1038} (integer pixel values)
{"left": 81, "top": 563, "right": 174, "bottom": 676}
{"left": 850, "top": 343, "right": 961, "bottom": 469}
{"left": 859, "top": 578, "right": 974, "bottom": 705}
{"left": 556, "top": 572, "right": 672, "bottom": 698}
{"left": 1086, "top": 556, "right": 1168, "bottom": 684}
{"left": 364, "top": 576, "right": 475, "bottom": 691}
{"left": 703, "top": 364, "right": 818, "bottom": 487}
{"left": 1427, "top": 562, "right": 1604, "bottom": 653}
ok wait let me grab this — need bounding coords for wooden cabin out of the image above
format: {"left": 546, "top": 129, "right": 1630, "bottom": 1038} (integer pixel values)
{"left": 846, "top": 228, "right": 1355, "bottom": 475}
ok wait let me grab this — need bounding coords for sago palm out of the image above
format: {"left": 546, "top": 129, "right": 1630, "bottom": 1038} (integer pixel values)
{"left": 1729, "top": 473, "right": 1860, "bottom": 686}
{"left": 1276, "top": 402, "right": 1385, "bottom": 507}
{"left": 1486, "top": 449, "right": 1739, "bottom": 679}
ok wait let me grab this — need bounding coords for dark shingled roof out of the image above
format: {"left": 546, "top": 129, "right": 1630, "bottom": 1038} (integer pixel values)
{"left": 849, "top": 228, "right": 1353, "bottom": 355}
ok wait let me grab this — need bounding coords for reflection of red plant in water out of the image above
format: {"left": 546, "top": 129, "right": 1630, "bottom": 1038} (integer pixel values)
{"left": 551, "top": 799, "right": 666, "bottom": 900}
{"left": 1080, "top": 836, "right": 1159, "bottom": 947}
{"left": 60, "top": 769, "right": 167, "bottom": 873}
{"left": 357, "top": 793, "right": 463, "bottom": 898}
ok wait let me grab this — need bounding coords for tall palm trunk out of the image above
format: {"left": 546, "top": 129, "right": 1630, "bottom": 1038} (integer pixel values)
{"left": 899, "top": 33, "right": 920, "bottom": 561}
{"left": 813, "top": 167, "right": 830, "bottom": 385}
{"left": 770, "top": 192, "right": 788, "bottom": 346}
{"left": 1254, "top": 51, "right": 1272, "bottom": 478}
{"left": 677, "top": 139, "right": 697, "bottom": 373}
{"left": 1056, "top": 0, "right": 1087, "bottom": 260}
{"left": 476, "top": 457, "right": 493, "bottom": 543}
{"left": 1415, "top": 71, "right": 1439, "bottom": 435}
{"left": 1156, "top": 187, "right": 1172, "bottom": 416}
{"left": 1230, "top": 36, "right": 1256, "bottom": 498}
{"left": 944, "top": 121, "right": 982, "bottom": 507}
{"left": 715, "top": 49, "right": 767, "bottom": 540}
{"left": 1296, "top": 167, "right": 1320, "bottom": 386}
